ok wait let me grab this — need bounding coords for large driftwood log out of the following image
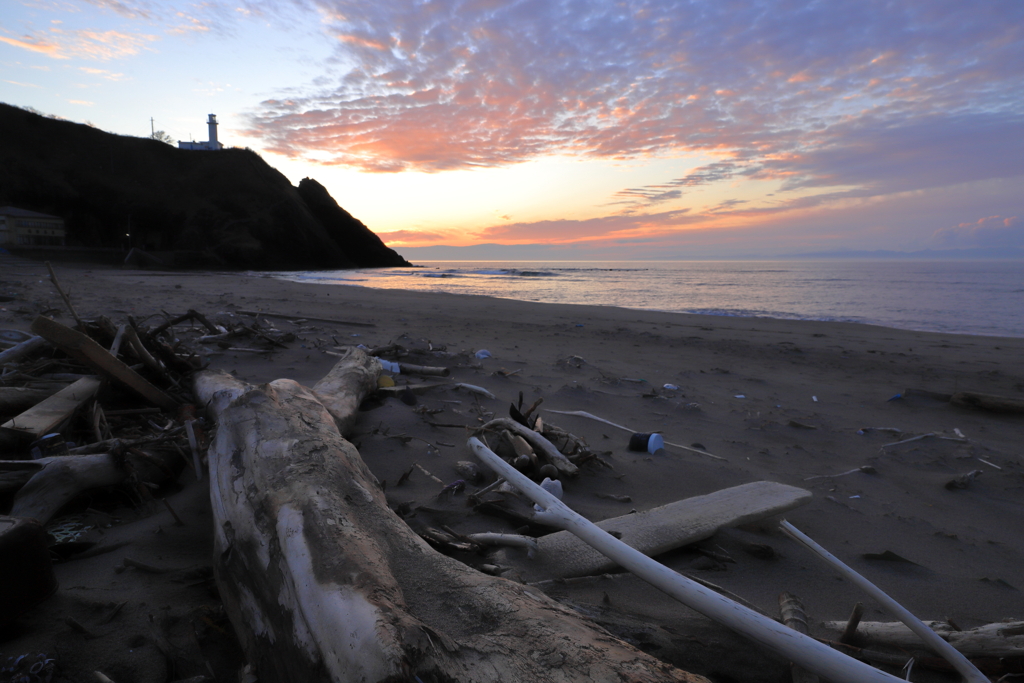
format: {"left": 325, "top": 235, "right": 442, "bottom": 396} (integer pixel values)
{"left": 194, "top": 348, "right": 706, "bottom": 683}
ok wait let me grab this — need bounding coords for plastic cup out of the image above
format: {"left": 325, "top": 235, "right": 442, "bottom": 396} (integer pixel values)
{"left": 628, "top": 433, "right": 665, "bottom": 454}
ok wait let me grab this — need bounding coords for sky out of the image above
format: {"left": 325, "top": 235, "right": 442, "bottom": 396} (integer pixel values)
{"left": 2, "top": 0, "right": 1023, "bottom": 259}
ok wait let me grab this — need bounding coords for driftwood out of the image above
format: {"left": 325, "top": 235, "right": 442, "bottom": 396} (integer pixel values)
{"left": 1, "top": 377, "right": 103, "bottom": 445}
{"left": 470, "top": 437, "right": 906, "bottom": 683}
{"left": 821, "top": 621, "right": 1024, "bottom": 659}
{"left": 194, "top": 348, "right": 706, "bottom": 683}
{"left": 780, "top": 521, "right": 988, "bottom": 683}
{"left": 494, "top": 481, "right": 811, "bottom": 581}
{"left": 778, "top": 593, "right": 819, "bottom": 683}
{"left": 951, "top": 391, "right": 1024, "bottom": 414}
{"left": 0, "top": 335, "right": 48, "bottom": 366}
{"left": 31, "top": 316, "right": 178, "bottom": 411}
{"left": 5, "top": 447, "right": 182, "bottom": 524}
{"left": 480, "top": 417, "right": 578, "bottom": 477}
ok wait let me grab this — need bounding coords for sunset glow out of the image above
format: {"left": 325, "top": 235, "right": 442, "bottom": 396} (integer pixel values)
{"left": 2, "top": 0, "right": 1022, "bottom": 258}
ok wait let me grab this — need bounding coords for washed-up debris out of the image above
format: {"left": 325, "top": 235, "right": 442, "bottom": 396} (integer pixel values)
{"left": 879, "top": 432, "right": 967, "bottom": 449}
{"left": 780, "top": 521, "right": 988, "bottom": 683}
{"left": 546, "top": 408, "right": 725, "bottom": 460}
{"left": 804, "top": 465, "right": 876, "bottom": 481}
{"left": 471, "top": 438, "right": 901, "bottom": 683}
{"left": 945, "top": 469, "right": 983, "bottom": 490}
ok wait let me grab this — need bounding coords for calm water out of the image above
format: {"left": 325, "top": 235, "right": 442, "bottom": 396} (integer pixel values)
{"left": 274, "top": 260, "right": 1024, "bottom": 338}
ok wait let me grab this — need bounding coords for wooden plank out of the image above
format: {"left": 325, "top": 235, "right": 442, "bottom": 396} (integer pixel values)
{"left": 495, "top": 480, "right": 811, "bottom": 581}
{"left": 1, "top": 377, "right": 102, "bottom": 440}
{"left": 30, "top": 316, "right": 178, "bottom": 411}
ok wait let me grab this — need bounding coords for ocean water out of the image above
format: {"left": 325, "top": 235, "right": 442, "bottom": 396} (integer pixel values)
{"left": 275, "top": 260, "right": 1024, "bottom": 338}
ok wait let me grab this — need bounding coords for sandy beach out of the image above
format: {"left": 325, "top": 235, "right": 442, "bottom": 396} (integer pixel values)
{"left": 2, "top": 256, "right": 1023, "bottom": 682}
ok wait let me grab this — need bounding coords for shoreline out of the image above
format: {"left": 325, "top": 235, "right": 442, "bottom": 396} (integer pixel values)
{"left": 2, "top": 258, "right": 1023, "bottom": 681}
{"left": 265, "top": 258, "right": 1024, "bottom": 340}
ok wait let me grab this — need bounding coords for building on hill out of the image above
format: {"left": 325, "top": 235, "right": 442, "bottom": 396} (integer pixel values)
{"left": 0, "top": 207, "right": 65, "bottom": 246}
{"left": 178, "top": 114, "right": 224, "bottom": 151}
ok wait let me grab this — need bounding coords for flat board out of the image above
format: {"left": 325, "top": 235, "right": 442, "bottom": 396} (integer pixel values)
{"left": 497, "top": 480, "right": 812, "bottom": 581}
{"left": 1, "top": 376, "right": 102, "bottom": 440}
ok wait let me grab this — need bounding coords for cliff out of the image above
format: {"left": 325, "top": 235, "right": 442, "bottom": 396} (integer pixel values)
{"left": 0, "top": 103, "right": 409, "bottom": 269}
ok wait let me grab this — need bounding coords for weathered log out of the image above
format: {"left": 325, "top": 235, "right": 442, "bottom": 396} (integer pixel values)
{"left": 951, "top": 391, "right": 1024, "bottom": 414}
{"left": 821, "top": 621, "right": 1024, "bottom": 659}
{"left": 0, "top": 335, "right": 48, "bottom": 366}
{"left": 194, "top": 356, "right": 706, "bottom": 683}
{"left": 311, "top": 346, "right": 379, "bottom": 435}
{"left": 8, "top": 446, "right": 181, "bottom": 524}
{"left": 494, "top": 481, "right": 811, "bottom": 581}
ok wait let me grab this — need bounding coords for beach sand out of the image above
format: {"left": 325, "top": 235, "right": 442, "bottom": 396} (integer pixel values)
{"left": 2, "top": 257, "right": 1023, "bottom": 682}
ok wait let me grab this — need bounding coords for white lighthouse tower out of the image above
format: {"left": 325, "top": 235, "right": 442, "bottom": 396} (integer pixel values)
{"left": 178, "top": 114, "right": 225, "bottom": 150}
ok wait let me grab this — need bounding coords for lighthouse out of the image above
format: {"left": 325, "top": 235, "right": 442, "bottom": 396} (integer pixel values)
{"left": 178, "top": 114, "right": 225, "bottom": 150}
{"left": 207, "top": 114, "right": 219, "bottom": 146}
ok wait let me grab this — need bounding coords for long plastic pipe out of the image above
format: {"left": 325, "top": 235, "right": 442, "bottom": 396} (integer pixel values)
{"left": 469, "top": 437, "right": 906, "bottom": 683}
{"left": 780, "top": 520, "right": 987, "bottom": 683}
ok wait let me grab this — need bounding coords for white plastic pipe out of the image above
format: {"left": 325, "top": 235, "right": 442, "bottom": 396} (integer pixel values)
{"left": 779, "top": 520, "right": 988, "bottom": 683}
{"left": 468, "top": 437, "right": 905, "bottom": 683}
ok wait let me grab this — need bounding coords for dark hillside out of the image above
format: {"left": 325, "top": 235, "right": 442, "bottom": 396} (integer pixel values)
{"left": 0, "top": 103, "right": 409, "bottom": 269}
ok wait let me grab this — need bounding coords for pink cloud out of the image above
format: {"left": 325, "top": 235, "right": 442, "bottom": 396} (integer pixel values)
{"left": 1, "top": 28, "right": 157, "bottom": 60}
{"left": 243, "top": 0, "right": 1024, "bottom": 222}
{"left": 929, "top": 215, "right": 1023, "bottom": 248}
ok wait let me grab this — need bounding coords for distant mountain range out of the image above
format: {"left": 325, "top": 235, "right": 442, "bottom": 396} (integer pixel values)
{"left": 781, "top": 247, "right": 1024, "bottom": 259}
{"left": 0, "top": 103, "right": 408, "bottom": 269}
{"left": 398, "top": 244, "right": 1024, "bottom": 261}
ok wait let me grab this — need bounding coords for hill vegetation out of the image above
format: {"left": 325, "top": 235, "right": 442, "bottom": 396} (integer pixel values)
{"left": 0, "top": 103, "right": 409, "bottom": 269}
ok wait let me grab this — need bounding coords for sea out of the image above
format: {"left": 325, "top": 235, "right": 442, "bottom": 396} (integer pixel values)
{"left": 274, "top": 260, "right": 1024, "bottom": 338}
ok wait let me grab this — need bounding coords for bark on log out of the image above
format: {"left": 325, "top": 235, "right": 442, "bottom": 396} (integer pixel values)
{"left": 194, "top": 348, "right": 706, "bottom": 683}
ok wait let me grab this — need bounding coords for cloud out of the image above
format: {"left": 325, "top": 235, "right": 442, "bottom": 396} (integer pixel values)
{"left": 475, "top": 208, "right": 698, "bottom": 244}
{"left": 929, "top": 215, "right": 1023, "bottom": 249}
{"left": 80, "top": 0, "right": 154, "bottom": 20}
{"left": 78, "top": 66, "right": 127, "bottom": 80}
{"left": 610, "top": 161, "right": 743, "bottom": 209}
{"left": 1, "top": 28, "right": 157, "bottom": 60}
{"left": 375, "top": 229, "right": 452, "bottom": 245}
{"left": 3, "top": 79, "right": 42, "bottom": 87}
{"left": 0, "top": 34, "right": 66, "bottom": 58}
{"left": 244, "top": 0, "right": 1024, "bottom": 182}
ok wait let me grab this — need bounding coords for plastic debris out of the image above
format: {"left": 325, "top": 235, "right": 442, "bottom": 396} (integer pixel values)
{"left": 474, "top": 349, "right": 492, "bottom": 359}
